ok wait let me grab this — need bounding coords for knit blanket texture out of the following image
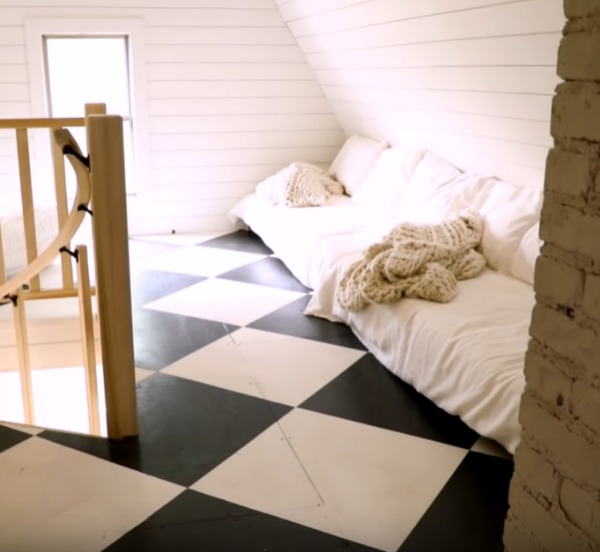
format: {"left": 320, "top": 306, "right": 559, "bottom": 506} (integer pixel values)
{"left": 255, "top": 162, "right": 344, "bottom": 207}
{"left": 336, "top": 210, "right": 486, "bottom": 311}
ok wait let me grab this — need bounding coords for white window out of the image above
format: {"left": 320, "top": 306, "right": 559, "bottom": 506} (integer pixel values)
{"left": 26, "top": 19, "right": 148, "bottom": 196}
{"left": 44, "top": 35, "right": 136, "bottom": 193}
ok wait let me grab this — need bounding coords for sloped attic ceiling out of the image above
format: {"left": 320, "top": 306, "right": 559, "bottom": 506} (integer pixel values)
{"left": 275, "top": 0, "right": 565, "bottom": 187}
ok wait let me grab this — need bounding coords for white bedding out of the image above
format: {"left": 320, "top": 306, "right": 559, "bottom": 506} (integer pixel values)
{"left": 229, "top": 193, "right": 379, "bottom": 288}
{"left": 306, "top": 256, "right": 532, "bottom": 454}
{"left": 228, "top": 137, "right": 538, "bottom": 454}
{"left": 0, "top": 205, "right": 58, "bottom": 277}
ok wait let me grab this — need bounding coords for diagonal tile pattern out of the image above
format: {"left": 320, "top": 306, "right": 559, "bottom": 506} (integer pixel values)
{"left": 0, "top": 436, "right": 182, "bottom": 552}
{"left": 162, "top": 327, "right": 365, "bottom": 406}
{"left": 0, "top": 230, "right": 515, "bottom": 551}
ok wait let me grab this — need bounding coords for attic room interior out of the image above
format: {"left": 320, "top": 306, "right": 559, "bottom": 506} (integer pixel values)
{"left": 0, "top": 0, "right": 599, "bottom": 551}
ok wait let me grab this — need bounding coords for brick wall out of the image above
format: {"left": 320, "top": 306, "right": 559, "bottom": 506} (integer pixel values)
{"left": 504, "top": 1, "right": 600, "bottom": 551}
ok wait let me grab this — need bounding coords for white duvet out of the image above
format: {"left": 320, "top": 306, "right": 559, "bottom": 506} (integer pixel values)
{"left": 229, "top": 193, "right": 384, "bottom": 288}
{"left": 306, "top": 254, "right": 532, "bottom": 454}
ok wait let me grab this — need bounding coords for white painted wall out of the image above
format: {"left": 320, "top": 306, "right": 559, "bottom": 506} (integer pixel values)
{"left": 0, "top": 0, "right": 566, "bottom": 235}
{"left": 276, "top": 0, "right": 565, "bottom": 188}
{"left": 0, "top": 0, "right": 343, "bottom": 234}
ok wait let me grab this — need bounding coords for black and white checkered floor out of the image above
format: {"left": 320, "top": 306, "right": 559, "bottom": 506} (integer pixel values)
{"left": 0, "top": 230, "right": 514, "bottom": 552}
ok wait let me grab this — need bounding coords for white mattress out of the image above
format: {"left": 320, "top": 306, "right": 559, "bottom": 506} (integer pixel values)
{"left": 229, "top": 193, "right": 390, "bottom": 289}
{"left": 0, "top": 205, "right": 59, "bottom": 277}
{"left": 306, "top": 255, "right": 532, "bottom": 454}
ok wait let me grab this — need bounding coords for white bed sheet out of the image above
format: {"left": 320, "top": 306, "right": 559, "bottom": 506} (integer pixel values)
{"left": 229, "top": 193, "right": 375, "bottom": 288}
{"left": 306, "top": 256, "right": 533, "bottom": 454}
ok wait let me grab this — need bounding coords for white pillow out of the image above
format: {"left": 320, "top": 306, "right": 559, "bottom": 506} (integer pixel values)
{"left": 438, "top": 172, "right": 497, "bottom": 217}
{"left": 328, "top": 135, "right": 388, "bottom": 196}
{"left": 351, "top": 146, "right": 425, "bottom": 214}
{"left": 393, "top": 152, "right": 463, "bottom": 225}
{"left": 472, "top": 179, "right": 543, "bottom": 274}
{"left": 509, "top": 222, "right": 542, "bottom": 285}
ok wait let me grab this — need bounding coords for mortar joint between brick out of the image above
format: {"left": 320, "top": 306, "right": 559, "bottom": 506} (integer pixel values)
{"left": 541, "top": 243, "right": 595, "bottom": 272}
{"left": 530, "top": 339, "right": 600, "bottom": 389}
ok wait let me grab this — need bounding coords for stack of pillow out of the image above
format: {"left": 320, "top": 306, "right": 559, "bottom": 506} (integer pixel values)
{"left": 325, "top": 135, "right": 543, "bottom": 287}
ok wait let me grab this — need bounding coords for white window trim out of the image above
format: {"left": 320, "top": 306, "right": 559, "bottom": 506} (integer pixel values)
{"left": 25, "top": 18, "right": 150, "bottom": 198}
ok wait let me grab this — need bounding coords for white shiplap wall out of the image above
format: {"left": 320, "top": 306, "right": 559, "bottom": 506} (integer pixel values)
{"left": 0, "top": 0, "right": 343, "bottom": 233}
{"left": 276, "top": 0, "right": 565, "bottom": 189}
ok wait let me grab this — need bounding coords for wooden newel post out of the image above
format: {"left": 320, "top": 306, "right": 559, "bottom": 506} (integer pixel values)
{"left": 86, "top": 112, "right": 138, "bottom": 439}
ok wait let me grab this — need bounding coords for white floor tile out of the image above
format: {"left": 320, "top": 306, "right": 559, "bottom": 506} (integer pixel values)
{"left": 192, "top": 423, "right": 321, "bottom": 513}
{"left": 163, "top": 328, "right": 364, "bottom": 406}
{"left": 0, "top": 438, "right": 182, "bottom": 552}
{"left": 143, "top": 246, "right": 266, "bottom": 278}
{"left": 194, "top": 409, "right": 467, "bottom": 552}
{"left": 145, "top": 279, "right": 305, "bottom": 326}
{"left": 132, "top": 232, "right": 227, "bottom": 247}
{"left": 134, "top": 367, "right": 156, "bottom": 383}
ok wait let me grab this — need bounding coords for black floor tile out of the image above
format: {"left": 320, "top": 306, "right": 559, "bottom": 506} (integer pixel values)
{"left": 219, "top": 257, "right": 310, "bottom": 292}
{"left": 398, "top": 452, "right": 514, "bottom": 552}
{"left": 199, "top": 230, "right": 273, "bottom": 255}
{"left": 103, "top": 489, "right": 379, "bottom": 552}
{"left": 300, "top": 354, "right": 479, "bottom": 449}
{"left": 133, "top": 309, "right": 236, "bottom": 370}
{"left": 0, "top": 425, "right": 31, "bottom": 453}
{"left": 40, "top": 373, "right": 292, "bottom": 486}
{"left": 249, "top": 295, "right": 367, "bottom": 350}
{"left": 131, "top": 270, "right": 206, "bottom": 307}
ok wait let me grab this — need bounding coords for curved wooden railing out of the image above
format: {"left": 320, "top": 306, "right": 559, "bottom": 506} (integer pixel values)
{"left": 0, "top": 105, "right": 138, "bottom": 440}
{"left": 0, "top": 130, "right": 91, "bottom": 300}
{"left": 0, "top": 128, "right": 100, "bottom": 433}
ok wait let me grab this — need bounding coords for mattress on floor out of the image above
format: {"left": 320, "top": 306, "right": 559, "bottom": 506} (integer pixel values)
{"left": 0, "top": 205, "right": 59, "bottom": 277}
{"left": 306, "top": 257, "right": 532, "bottom": 454}
{"left": 229, "top": 193, "right": 386, "bottom": 289}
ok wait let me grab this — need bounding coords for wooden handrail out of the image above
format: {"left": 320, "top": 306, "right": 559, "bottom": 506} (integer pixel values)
{"left": 0, "top": 129, "right": 91, "bottom": 299}
{"left": 0, "top": 117, "right": 85, "bottom": 129}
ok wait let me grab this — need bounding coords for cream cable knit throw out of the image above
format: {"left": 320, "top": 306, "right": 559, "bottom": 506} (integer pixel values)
{"left": 256, "top": 162, "right": 344, "bottom": 207}
{"left": 337, "top": 210, "right": 486, "bottom": 311}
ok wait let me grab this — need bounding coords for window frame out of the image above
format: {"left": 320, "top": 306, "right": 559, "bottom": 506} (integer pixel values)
{"left": 25, "top": 18, "right": 149, "bottom": 197}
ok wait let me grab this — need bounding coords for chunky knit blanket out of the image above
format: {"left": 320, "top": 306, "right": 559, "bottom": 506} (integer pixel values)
{"left": 256, "top": 162, "right": 344, "bottom": 207}
{"left": 336, "top": 210, "right": 486, "bottom": 311}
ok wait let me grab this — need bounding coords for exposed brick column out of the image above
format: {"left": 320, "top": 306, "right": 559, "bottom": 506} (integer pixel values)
{"left": 504, "top": 2, "right": 600, "bottom": 551}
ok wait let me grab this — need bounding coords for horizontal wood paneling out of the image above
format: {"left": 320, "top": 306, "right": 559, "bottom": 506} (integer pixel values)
{"left": 314, "top": 66, "right": 559, "bottom": 95}
{"left": 145, "top": 44, "right": 305, "bottom": 64}
{"left": 149, "top": 113, "right": 340, "bottom": 133}
{"left": 0, "top": 83, "right": 29, "bottom": 102}
{"left": 288, "top": 0, "right": 562, "bottom": 42}
{"left": 324, "top": 87, "right": 553, "bottom": 121}
{"left": 146, "top": 27, "right": 295, "bottom": 45}
{"left": 150, "top": 146, "right": 337, "bottom": 168}
{"left": 147, "top": 62, "right": 317, "bottom": 81}
{"left": 147, "top": 80, "right": 324, "bottom": 99}
{"left": 149, "top": 163, "right": 304, "bottom": 186}
{"left": 0, "top": 64, "right": 28, "bottom": 83}
{"left": 0, "top": 0, "right": 342, "bottom": 233}
{"left": 149, "top": 129, "right": 344, "bottom": 151}
{"left": 0, "top": 7, "right": 285, "bottom": 26}
{"left": 277, "top": 0, "right": 516, "bottom": 23}
{"left": 3, "top": 0, "right": 275, "bottom": 7}
{"left": 280, "top": 0, "right": 564, "bottom": 188}
{"left": 148, "top": 97, "right": 331, "bottom": 116}
{"left": 307, "top": 34, "right": 561, "bottom": 69}
{"left": 0, "top": 46, "right": 26, "bottom": 65}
